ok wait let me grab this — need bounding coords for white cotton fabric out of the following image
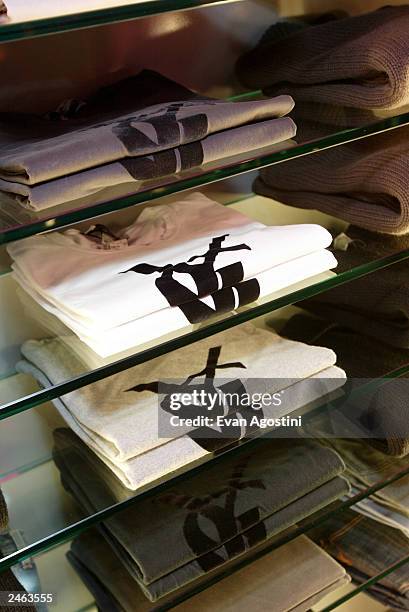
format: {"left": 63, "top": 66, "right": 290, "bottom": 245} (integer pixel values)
{"left": 19, "top": 359, "right": 346, "bottom": 490}
{"left": 17, "top": 323, "right": 346, "bottom": 489}
{"left": 7, "top": 192, "right": 333, "bottom": 333}
{"left": 13, "top": 248, "right": 336, "bottom": 357}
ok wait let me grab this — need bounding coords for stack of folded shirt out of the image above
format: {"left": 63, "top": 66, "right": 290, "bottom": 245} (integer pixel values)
{"left": 279, "top": 312, "right": 409, "bottom": 457}
{"left": 18, "top": 322, "right": 346, "bottom": 490}
{"left": 8, "top": 192, "right": 337, "bottom": 357}
{"left": 311, "top": 508, "right": 409, "bottom": 611}
{"left": 0, "top": 70, "right": 296, "bottom": 211}
{"left": 292, "top": 226, "right": 409, "bottom": 348}
{"left": 253, "top": 127, "right": 409, "bottom": 235}
{"left": 53, "top": 427, "right": 349, "bottom": 601}
{"left": 68, "top": 529, "right": 350, "bottom": 611}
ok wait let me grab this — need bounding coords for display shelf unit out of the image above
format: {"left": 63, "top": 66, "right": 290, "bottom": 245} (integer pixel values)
{"left": 2, "top": 194, "right": 409, "bottom": 422}
{"left": 0, "top": 0, "right": 240, "bottom": 43}
{"left": 1, "top": 111, "right": 408, "bottom": 245}
{"left": 1, "top": 1, "right": 409, "bottom": 610}
{"left": 1, "top": 348, "right": 408, "bottom": 571}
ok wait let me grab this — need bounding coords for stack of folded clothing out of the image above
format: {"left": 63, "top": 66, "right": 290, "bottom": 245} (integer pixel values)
{"left": 8, "top": 192, "right": 337, "bottom": 357}
{"left": 279, "top": 312, "right": 409, "bottom": 458}
{"left": 319, "top": 437, "right": 409, "bottom": 538}
{"left": 236, "top": 6, "right": 409, "bottom": 123}
{"left": 0, "top": 70, "right": 296, "bottom": 211}
{"left": 18, "top": 322, "right": 346, "bottom": 490}
{"left": 291, "top": 226, "right": 409, "bottom": 349}
{"left": 68, "top": 529, "right": 350, "bottom": 611}
{"left": 53, "top": 427, "right": 349, "bottom": 601}
{"left": 311, "top": 508, "right": 409, "bottom": 611}
{"left": 235, "top": 6, "right": 409, "bottom": 235}
{"left": 253, "top": 128, "right": 409, "bottom": 235}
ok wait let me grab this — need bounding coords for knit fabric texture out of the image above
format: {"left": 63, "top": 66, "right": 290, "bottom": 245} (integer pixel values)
{"left": 236, "top": 6, "right": 409, "bottom": 113}
{"left": 255, "top": 126, "right": 409, "bottom": 235}
{"left": 279, "top": 313, "right": 409, "bottom": 457}
{"left": 298, "top": 226, "right": 409, "bottom": 347}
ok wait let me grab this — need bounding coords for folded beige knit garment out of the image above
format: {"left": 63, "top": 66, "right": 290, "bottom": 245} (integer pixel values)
{"left": 237, "top": 6, "right": 409, "bottom": 114}
{"left": 255, "top": 126, "right": 409, "bottom": 235}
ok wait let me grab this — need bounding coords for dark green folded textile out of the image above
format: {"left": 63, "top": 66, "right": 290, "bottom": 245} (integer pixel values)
{"left": 53, "top": 428, "right": 348, "bottom": 601}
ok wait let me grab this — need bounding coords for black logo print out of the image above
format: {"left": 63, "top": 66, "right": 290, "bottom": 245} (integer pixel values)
{"left": 120, "top": 235, "right": 260, "bottom": 323}
{"left": 126, "top": 345, "right": 264, "bottom": 452}
{"left": 159, "top": 456, "right": 267, "bottom": 571}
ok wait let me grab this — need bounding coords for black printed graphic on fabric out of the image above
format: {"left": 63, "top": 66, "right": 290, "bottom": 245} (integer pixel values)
{"left": 112, "top": 101, "right": 210, "bottom": 154}
{"left": 120, "top": 234, "right": 252, "bottom": 308}
{"left": 158, "top": 457, "right": 267, "bottom": 572}
{"left": 126, "top": 346, "right": 265, "bottom": 452}
{"left": 119, "top": 140, "right": 205, "bottom": 181}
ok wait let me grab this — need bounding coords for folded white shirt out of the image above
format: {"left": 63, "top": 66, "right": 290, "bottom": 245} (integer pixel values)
{"left": 18, "top": 324, "right": 342, "bottom": 464}
{"left": 13, "top": 248, "right": 336, "bottom": 357}
{"left": 7, "top": 192, "right": 333, "bottom": 332}
{"left": 17, "top": 323, "right": 346, "bottom": 490}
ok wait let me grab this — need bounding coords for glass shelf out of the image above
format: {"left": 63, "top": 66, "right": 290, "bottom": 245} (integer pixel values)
{"left": 9, "top": 515, "right": 404, "bottom": 612}
{"left": 0, "top": 0, "right": 235, "bottom": 43}
{"left": 1, "top": 110, "right": 409, "bottom": 246}
{"left": 319, "top": 554, "right": 409, "bottom": 612}
{"left": 2, "top": 193, "right": 409, "bottom": 420}
{"left": 0, "top": 344, "right": 408, "bottom": 573}
{"left": 0, "top": 436, "right": 407, "bottom": 604}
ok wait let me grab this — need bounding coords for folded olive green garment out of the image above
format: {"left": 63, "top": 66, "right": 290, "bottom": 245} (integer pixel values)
{"left": 255, "top": 127, "right": 409, "bottom": 235}
{"left": 237, "top": 6, "right": 409, "bottom": 114}
{"left": 298, "top": 226, "right": 409, "bottom": 348}
{"left": 0, "top": 70, "right": 295, "bottom": 210}
{"left": 53, "top": 429, "right": 348, "bottom": 601}
{"left": 279, "top": 313, "right": 409, "bottom": 457}
{"left": 68, "top": 529, "right": 350, "bottom": 611}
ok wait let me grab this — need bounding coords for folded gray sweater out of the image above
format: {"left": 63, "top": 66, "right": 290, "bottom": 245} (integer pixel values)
{"left": 255, "top": 126, "right": 409, "bottom": 235}
{"left": 237, "top": 6, "right": 409, "bottom": 114}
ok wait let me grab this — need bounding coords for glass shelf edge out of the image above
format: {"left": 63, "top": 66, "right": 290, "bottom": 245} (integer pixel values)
{"left": 320, "top": 554, "right": 409, "bottom": 612}
{"left": 1, "top": 460, "right": 408, "bottom": 593}
{"left": 3, "top": 361, "right": 409, "bottom": 483}
{"left": 0, "top": 0, "right": 238, "bottom": 43}
{"left": 2, "top": 245, "right": 409, "bottom": 421}
{"left": 1, "top": 111, "right": 409, "bottom": 246}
